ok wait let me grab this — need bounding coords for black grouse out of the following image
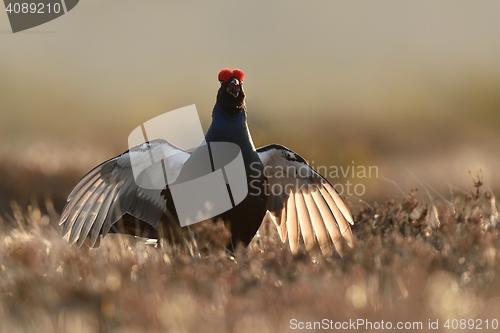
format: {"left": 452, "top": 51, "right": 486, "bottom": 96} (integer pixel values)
{"left": 60, "top": 68, "right": 354, "bottom": 254}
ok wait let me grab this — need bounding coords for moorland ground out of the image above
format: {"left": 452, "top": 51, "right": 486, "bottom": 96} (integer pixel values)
{"left": 1, "top": 169, "right": 500, "bottom": 332}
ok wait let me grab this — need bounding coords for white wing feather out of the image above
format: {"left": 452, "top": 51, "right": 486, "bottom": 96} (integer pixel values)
{"left": 60, "top": 139, "right": 189, "bottom": 247}
{"left": 257, "top": 144, "right": 354, "bottom": 255}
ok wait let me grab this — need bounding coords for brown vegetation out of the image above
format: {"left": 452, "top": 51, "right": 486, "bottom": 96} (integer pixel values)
{"left": 1, "top": 177, "right": 500, "bottom": 332}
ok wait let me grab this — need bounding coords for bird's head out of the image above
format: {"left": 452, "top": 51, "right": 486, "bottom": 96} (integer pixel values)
{"left": 216, "top": 68, "right": 246, "bottom": 111}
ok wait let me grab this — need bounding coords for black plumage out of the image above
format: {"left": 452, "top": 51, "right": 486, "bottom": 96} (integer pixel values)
{"left": 60, "top": 69, "right": 354, "bottom": 254}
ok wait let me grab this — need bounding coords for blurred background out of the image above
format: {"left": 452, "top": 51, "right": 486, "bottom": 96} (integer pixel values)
{"left": 1, "top": 0, "right": 500, "bottom": 214}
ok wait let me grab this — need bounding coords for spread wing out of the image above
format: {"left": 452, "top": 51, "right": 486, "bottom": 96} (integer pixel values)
{"left": 257, "top": 144, "right": 354, "bottom": 255}
{"left": 59, "top": 139, "right": 190, "bottom": 247}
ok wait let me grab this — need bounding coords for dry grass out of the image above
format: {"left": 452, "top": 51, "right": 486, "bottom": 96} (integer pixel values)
{"left": 1, "top": 179, "right": 500, "bottom": 332}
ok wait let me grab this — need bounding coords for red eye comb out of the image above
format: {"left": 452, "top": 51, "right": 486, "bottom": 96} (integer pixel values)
{"left": 232, "top": 69, "right": 245, "bottom": 82}
{"left": 218, "top": 68, "right": 245, "bottom": 82}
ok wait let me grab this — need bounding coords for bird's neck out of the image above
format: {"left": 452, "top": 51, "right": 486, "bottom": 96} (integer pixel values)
{"left": 205, "top": 104, "right": 256, "bottom": 153}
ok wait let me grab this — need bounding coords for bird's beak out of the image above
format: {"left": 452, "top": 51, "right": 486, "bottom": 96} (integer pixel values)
{"left": 227, "top": 77, "right": 241, "bottom": 98}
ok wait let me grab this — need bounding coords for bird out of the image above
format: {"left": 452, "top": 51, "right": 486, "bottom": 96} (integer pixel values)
{"left": 59, "top": 68, "right": 354, "bottom": 255}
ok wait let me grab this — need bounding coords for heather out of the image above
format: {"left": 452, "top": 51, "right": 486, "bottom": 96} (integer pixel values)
{"left": 1, "top": 177, "right": 499, "bottom": 332}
